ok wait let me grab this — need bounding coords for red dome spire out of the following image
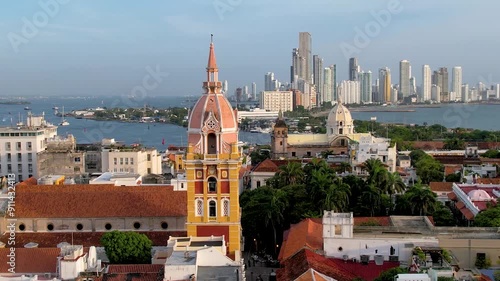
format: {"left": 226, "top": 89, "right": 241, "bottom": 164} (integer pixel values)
{"left": 207, "top": 34, "right": 218, "bottom": 72}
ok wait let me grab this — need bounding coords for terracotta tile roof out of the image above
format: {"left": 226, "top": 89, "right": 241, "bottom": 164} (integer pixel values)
{"left": 98, "top": 272, "right": 162, "bottom": 281}
{"left": 252, "top": 159, "right": 279, "bottom": 173}
{"left": 15, "top": 184, "right": 187, "bottom": 218}
{"left": 444, "top": 165, "right": 463, "bottom": 176}
{"left": 0, "top": 248, "right": 60, "bottom": 273}
{"left": 108, "top": 264, "right": 163, "bottom": 274}
{"left": 476, "top": 178, "right": 500, "bottom": 184}
{"left": 411, "top": 141, "right": 445, "bottom": 150}
{"left": 430, "top": 182, "right": 454, "bottom": 192}
{"left": 455, "top": 201, "right": 465, "bottom": 210}
{"left": 295, "top": 268, "right": 331, "bottom": 281}
{"left": 278, "top": 218, "right": 323, "bottom": 262}
{"left": 329, "top": 258, "right": 400, "bottom": 281}
{"left": 353, "top": 217, "right": 391, "bottom": 226}
{"left": 277, "top": 249, "right": 356, "bottom": 281}
{"left": 0, "top": 231, "right": 187, "bottom": 248}
{"left": 480, "top": 158, "right": 500, "bottom": 165}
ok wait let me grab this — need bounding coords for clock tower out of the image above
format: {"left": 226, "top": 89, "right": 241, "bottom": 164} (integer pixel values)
{"left": 185, "top": 37, "right": 242, "bottom": 260}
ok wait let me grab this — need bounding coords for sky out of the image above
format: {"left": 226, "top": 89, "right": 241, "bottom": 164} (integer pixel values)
{"left": 0, "top": 0, "right": 499, "bottom": 97}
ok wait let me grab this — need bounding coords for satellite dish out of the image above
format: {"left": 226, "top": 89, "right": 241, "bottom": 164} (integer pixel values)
{"left": 88, "top": 246, "right": 97, "bottom": 268}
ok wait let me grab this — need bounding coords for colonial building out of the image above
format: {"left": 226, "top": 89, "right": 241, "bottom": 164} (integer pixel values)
{"left": 184, "top": 38, "right": 243, "bottom": 260}
{"left": 271, "top": 99, "right": 397, "bottom": 172}
{"left": 101, "top": 146, "right": 162, "bottom": 175}
{"left": 36, "top": 134, "right": 86, "bottom": 178}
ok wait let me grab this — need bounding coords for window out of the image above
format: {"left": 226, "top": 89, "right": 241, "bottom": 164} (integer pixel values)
{"left": 18, "top": 175, "right": 22, "bottom": 182}
{"left": 5, "top": 142, "right": 11, "bottom": 151}
{"left": 16, "top": 142, "right": 21, "bottom": 151}
{"left": 28, "top": 153, "right": 32, "bottom": 162}
{"left": 130, "top": 158, "right": 134, "bottom": 165}
{"left": 181, "top": 183, "right": 184, "bottom": 189}
{"left": 120, "top": 158, "right": 123, "bottom": 165}
{"left": 19, "top": 224, "right": 25, "bottom": 231}
{"left": 18, "top": 164, "right": 22, "bottom": 173}
{"left": 161, "top": 222, "right": 169, "bottom": 229}
{"left": 17, "top": 153, "right": 22, "bottom": 162}
{"left": 209, "top": 200, "right": 216, "bottom": 217}
{"left": 119, "top": 168, "right": 123, "bottom": 172}
{"left": 207, "top": 133, "right": 217, "bottom": 154}
{"left": 208, "top": 177, "right": 217, "bottom": 192}
{"left": 7, "top": 153, "right": 11, "bottom": 162}
{"left": 113, "top": 158, "right": 117, "bottom": 165}
{"left": 74, "top": 157, "right": 81, "bottom": 163}
{"left": 339, "top": 128, "right": 343, "bottom": 134}
{"left": 105, "top": 223, "right": 112, "bottom": 230}
{"left": 7, "top": 164, "right": 12, "bottom": 173}
{"left": 125, "top": 158, "right": 128, "bottom": 165}
{"left": 222, "top": 199, "right": 230, "bottom": 216}
{"left": 26, "top": 142, "right": 32, "bottom": 151}
{"left": 74, "top": 167, "right": 80, "bottom": 173}
{"left": 28, "top": 164, "right": 33, "bottom": 173}
{"left": 147, "top": 168, "right": 151, "bottom": 174}
{"left": 196, "top": 199, "right": 203, "bottom": 216}
{"left": 292, "top": 152, "right": 296, "bottom": 157}
{"left": 147, "top": 154, "right": 151, "bottom": 161}
{"left": 133, "top": 222, "right": 141, "bottom": 229}
{"left": 47, "top": 223, "right": 54, "bottom": 231}
{"left": 76, "top": 223, "right": 83, "bottom": 231}
{"left": 256, "top": 181, "right": 261, "bottom": 188}
{"left": 280, "top": 141, "right": 283, "bottom": 145}
{"left": 307, "top": 151, "right": 311, "bottom": 157}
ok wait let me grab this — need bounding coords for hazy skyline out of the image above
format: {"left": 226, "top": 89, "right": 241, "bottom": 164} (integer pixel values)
{"left": 0, "top": 0, "right": 499, "bottom": 96}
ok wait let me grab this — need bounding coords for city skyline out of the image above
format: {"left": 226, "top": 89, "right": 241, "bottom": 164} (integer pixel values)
{"left": 0, "top": 1, "right": 499, "bottom": 96}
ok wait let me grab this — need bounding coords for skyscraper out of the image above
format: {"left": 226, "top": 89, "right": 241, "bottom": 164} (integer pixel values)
{"left": 313, "top": 55, "right": 323, "bottom": 105}
{"left": 330, "top": 64, "right": 337, "bottom": 101}
{"left": 338, "top": 80, "right": 360, "bottom": 104}
{"left": 399, "top": 60, "right": 411, "bottom": 99}
{"left": 422, "top": 65, "right": 432, "bottom": 102}
{"left": 251, "top": 82, "right": 257, "bottom": 100}
{"left": 299, "top": 32, "right": 312, "bottom": 83}
{"left": 462, "top": 84, "right": 469, "bottom": 102}
{"left": 409, "top": 77, "right": 417, "bottom": 96}
{"left": 323, "top": 67, "right": 332, "bottom": 103}
{"left": 265, "top": 72, "right": 279, "bottom": 91}
{"left": 379, "top": 67, "right": 391, "bottom": 103}
{"left": 291, "top": 48, "right": 300, "bottom": 83}
{"left": 359, "top": 71, "right": 372, "bottom": 103}
{"left": 452, "top": 66, "right": 463, "bottom": 101}
{"left": 440, "top": 67, "right": 449, "bottom": 101}
{"left": 349, "top": 57, "right": 359, "bottom": 81}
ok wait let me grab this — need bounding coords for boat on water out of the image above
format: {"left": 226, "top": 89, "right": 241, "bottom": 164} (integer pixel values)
{"left": 52, "top": 106, "right": 59, "bottom": 110}
{"left": 24, "top": 106, "right": 31, "bottom": 110}
{"left": 59, "top": 106, "right": 70, "bottom": 126}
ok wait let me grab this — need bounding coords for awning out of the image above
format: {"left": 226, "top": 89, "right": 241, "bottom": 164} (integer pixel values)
{"left": 459, "top": 207, "right": 474, "bottom": 220}
{"left": 448, "top": 192, "right": 457, "bottom": 201}
{"left": 455, "top": 201, "right": 465, "bottom": 210}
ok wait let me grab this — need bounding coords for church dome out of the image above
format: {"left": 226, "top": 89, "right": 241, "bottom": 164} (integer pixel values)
{"left": 467, "top": 189, "right": 491, "bottom": 201}
{"left": 187, "top": 39, "right": 238, "bottom": 154}
{"left": 326, "top": 101, "right": 354, "bottom": 136}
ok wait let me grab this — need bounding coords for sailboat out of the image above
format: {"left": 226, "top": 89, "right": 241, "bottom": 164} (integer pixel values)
{"left": 59, "top": 106, "right": 69, "bottom": 126}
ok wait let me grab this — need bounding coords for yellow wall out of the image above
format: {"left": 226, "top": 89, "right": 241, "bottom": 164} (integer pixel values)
{"left": 185, "top": 144, "right": 242, "bottom": 256}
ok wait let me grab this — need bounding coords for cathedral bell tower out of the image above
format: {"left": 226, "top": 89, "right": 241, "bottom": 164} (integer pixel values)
{"left": 271, "top": 110, "right": 288, "bottom": 159}
{"left": 185, "top": 36, "right": 242, "bottom": 260}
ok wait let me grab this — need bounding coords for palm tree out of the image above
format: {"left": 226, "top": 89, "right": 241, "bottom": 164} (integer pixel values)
{"left": 323, "top": 177, "right": 351, "bottom": 212}
{"left": 360, "top": 183, "right": 381, "bottom": 217}
{"left": 337, "top": 162, "right": 352, "bottom": 174}
{"left": 262, "top": 188, "right": 288, "bottom": 255}
{"left": 278, "top": 161, "right": 304, "bottom": 186}
{"left": 406, "top": 184, "right": 437, "bottom": 216}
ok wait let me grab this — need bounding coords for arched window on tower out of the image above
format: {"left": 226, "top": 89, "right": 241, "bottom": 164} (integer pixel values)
{"left": 339, "top": 128, "right": 343, "bottom": 134}
{"left": 209, "top": 200, "right": 217, "bottom": 218}
{"left": 207, "top": 133, "right": 217, "bottom": 154}
{"left": 208, "top": 177, "right": 217, "bottom": 192}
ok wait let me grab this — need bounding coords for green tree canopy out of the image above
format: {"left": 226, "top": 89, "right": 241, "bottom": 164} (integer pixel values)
{"left": 374, "top": 267, "right": 408, "bottom": 281}
{"left": 100, "top": 231, "right": 152, "bottom": 264}
{"left": 474, "top": 203, "right": 500, "bottom": 227}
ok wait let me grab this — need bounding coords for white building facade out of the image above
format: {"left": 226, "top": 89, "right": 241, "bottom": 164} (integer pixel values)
{"left": 101, "top": 148, "right": 162, "bottom": 176}
{"left": 259, "top": 91, "right": 293, "bottom": 112}
{"left": 0, "top": 115, "right": 57, "bottom": 181}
